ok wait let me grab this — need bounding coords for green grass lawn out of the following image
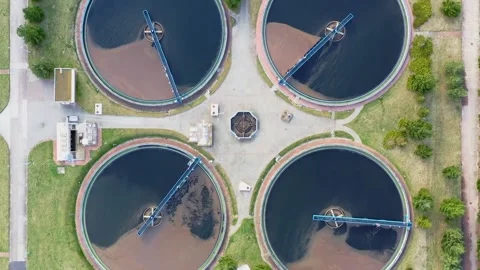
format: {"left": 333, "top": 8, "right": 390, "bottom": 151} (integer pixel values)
{"left": 349, "top": 35, "right": 462, "bottom": 270}
{"left": 0, "top": 137, "right": 9, "bottom": 252}
{"left": 220, "top": 218, "right": 265, "bottom": 268}
{"left": 27, "top": 129, "right": 225, "bottom": 269}
{"left": 0, "top": 257, "right": 9, "bottom": 269}
{"left": 0, "top": 0, "right": 8, "bottom": 69}
{"left": 29, "top": 0, "right": 207, "bottom": 116}
{"left": 0, "top": 75, "right": 9, "bottom": 113}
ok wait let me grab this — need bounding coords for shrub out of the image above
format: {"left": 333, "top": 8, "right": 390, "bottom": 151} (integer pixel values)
{"left": 253, "top": 264, "right": 272, "bottom": 270}
{"left": 23, "top": 6, "right": 45, "bottom": 23}
{"left": 442, "top": 0, "right": 462, "bottom": 17}
{"left": 414, "top": 144, "right": 433, "bottom": 159}
{"left": 16, "top": 24, "right": 45, "bottom": 46}
{"left": 416, "top": 94, "right": 426, "bottom": 103}
{"left": 383, "top": 130, "right": 407, "bottom": 149}
{"left": 407, "top": 73, "right": 436, "bottom": 94}
{"left": 398, "top": 118, "right": 433, "bottom": 140}
{"left": 416, "top": 216, "right": 432, "bottom": 229}
{"left": 412, "top": 0, "right": 433, "bottom": 28}
{"left": 441, "top": 228, "right": 465, "bottom": 256}
{"left": 447, "top": 76, "right": 464, "bottom": 89}
{"left": 477, "top": 179, "right": 480, "bottom": 192}
{"left": 218, "top": 255, "right": 238, "bottom": 270}
{"left": 442, "top": 165, "right": 462, "bottom": 179}
{"left": 413, "top": 188, "right": 434, "bottom": 212}
{"left": 409, "top": 57, "right": 432, "bottom": 75}
{"left": 411, "top": 36, "right": 434, "bottom": 58}
{"left": 225, "top": 0, "right": 241, "bottom": 10}
{"left": 445, "top": 61, "right": 464, "bottom": 76}
{"left": 31, "top": 61, "right": 55, "bottom": 79}
{"left": 417, "top": 106, "right": 430, "bottom": 118}
{"left": 439, "top": 197, "right": 465, "bottom": 220}
{"left": 448, "top": 87, "right": 468, "bottom": 99}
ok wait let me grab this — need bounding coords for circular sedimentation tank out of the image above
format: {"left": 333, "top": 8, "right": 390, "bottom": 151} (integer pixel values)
{"left": 77, "top": 0, "right": 228, "bottom": 109}
{"left": 257, "top": 140, "right": 411, "bottom": 269}
{"left": 260, "top": 0, "right": 411, "bottom": 107}
{"left": 76, "top": 139, "right": 227, "bottom": 269}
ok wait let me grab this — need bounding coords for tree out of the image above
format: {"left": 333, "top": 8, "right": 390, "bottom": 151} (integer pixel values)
{"left": 412, "top": 0, "right": 433, "bottom": 28}
{"left": 409, "top": 57, "right": 432, "bottom": 75}
{"left": 445, "top": 61, "right": 464, "bottom": 76}
{"left": 407, "top": 73, "right": 436, "bottom": 94}
{"left": 442, "top": 165, "right": 462, "bottom": 179}
{"left": 448, "top": 87, "right": 468, "bottom": 99}
{"left": 447, "top": 76, "right": 464, "bottom": 89}
{"left": 443, "top": 254, "right": 462, "bottom": 270}
{"left": 23, "top": 6, "right": 45, "bottom": 23}
{"left": 411, "top": 35, "right": 434, "bottom": 58}
{"left": 398, "top": 118, "right": 433, "bottom": 140}
{"left": 414, "top": 144, "right": 433, "bottom": 159}
{"left": 31, "top": 61, "right": 54, "bottom": 79}
{"left": 16, "top": 24, "right": 45, "bottom": 46}
{"left": 441, "top": 228, "right": 465, "bottom": 256}
{"left": 253, "top": 264, "right": 272, "bottom": 270}
{"left": 413, "top": 188, "right": 434, "bottom": 211}
{"left": 439, "top": 197, "right": 465, "bottom": 220}
{"left": 416, "top": 216, "right": 432, "bottom": 229}
{"left": 217, "top": 255, "right": 238, "bottom": 270}
{"left": 442, "top": 0, "right": 462, "bottom": 17}
{"left": 417, "top": 106, "right": 430, "bottom": 118}
{"left": 383, "top": 130, "right": 407, "bottom": 149}
{"left": 225, "top": 0, "right": 241, "bottom": 10}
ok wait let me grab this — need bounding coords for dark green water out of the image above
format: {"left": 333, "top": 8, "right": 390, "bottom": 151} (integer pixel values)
{"left": 266, "top": 0, "right": 405, "bottom": 100}
{"left": 265, "top": 148, "right": 405, "bottom": 267}
{"left": 84, "top": 146, "right": 221, "bottom": 268}
{"left": 85, "top": 0, "right": 223, "bottom": 94}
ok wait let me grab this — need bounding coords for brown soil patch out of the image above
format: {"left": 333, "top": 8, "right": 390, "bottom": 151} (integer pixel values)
{"left": 86, "top": 32, "right": 175, "bottom": 101}
{"left": 94, "top": 169, "right": 221, "bottom": 269}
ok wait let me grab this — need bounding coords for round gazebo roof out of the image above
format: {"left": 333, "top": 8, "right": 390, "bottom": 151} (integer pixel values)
{"left": 230, "top": 111, "right": 258, "bottom": 140}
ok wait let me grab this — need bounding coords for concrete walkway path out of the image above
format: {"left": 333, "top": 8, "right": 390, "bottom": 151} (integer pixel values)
{"left": 460, "top": 0, "right": 479, "bottom": 268}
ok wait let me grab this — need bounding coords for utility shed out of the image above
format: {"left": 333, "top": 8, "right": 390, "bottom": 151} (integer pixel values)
{"left": 54, "top": 68, "right": 76, "bottom": 104}
{"left": 188, "top": 121, "right": 213, "bottom": 147}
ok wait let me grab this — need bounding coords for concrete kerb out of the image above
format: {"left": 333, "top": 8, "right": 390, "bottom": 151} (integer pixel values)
{"left": 75, "top": 137, "right": 232, "bottom": 269}
{"left": 255, "top": 0, "right": 414, "bottom": 111}
{"left": 74, "top": 0, "right": 229, "bottom": 109}
{"left": 253, "top": 138, "right": 413, "bottom": 269}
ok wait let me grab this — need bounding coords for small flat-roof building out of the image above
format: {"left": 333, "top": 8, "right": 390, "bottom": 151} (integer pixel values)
{"left": 188, "top": 120, "right": 213, "bottom": 147}
{"left": 56, "top": 116, "right": 98, "bottom": 163}
{"left": 54, "top": 68, "right": 76, "bottom": 104}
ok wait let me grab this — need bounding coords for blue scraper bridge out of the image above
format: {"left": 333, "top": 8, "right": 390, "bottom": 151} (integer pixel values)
{"left": 312, "top": 213, "right": 412, "bottom": 230}
{"left": 137, "top": 156, "right": 201, "bottom": 236}
{"left": 143, "top": 10, "right": 182, "bottom": 104}
{"left": 279, "top": 13, "right": 354, "bottom": 86}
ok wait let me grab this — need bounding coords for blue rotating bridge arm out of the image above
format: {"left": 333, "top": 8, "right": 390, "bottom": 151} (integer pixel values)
{"left": 143, "top": 10, "right": 183, "bottom": 104}
{"left": 279, "top": 13, "right": 354, "bottom": 85}
{"left": 137, "top": 157, "right": 201, "bottom": 236}
{"left": 312, "top": 214, "right": 413, "bottom": 229}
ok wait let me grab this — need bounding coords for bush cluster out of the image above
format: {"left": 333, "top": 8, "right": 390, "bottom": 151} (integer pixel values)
{"left": 225, "top": 0, "right": 241, "bottom": 10}
{"left": 382, "top": 130, "right": 407, "bottom": 149}
{"left": 412, "top": 188, "right": 434, "bottom": 229}
{"left": 444, "top": 61, "right": 467, "bottom": 99}
{"left": 440, "top": 197, "right": 465, "bottom": 220}
{"left": 412, "top": 0, "right": 433, "bottom": 28}
{"left": 441, "top": 228, "right": 465, "bottom": 269}
{"left": 408, "top": 36, "right": 435, "bottom": 95}
{"left": 414, "top": 144, "right": 433, "bottom": 159}
{"left": 442, "top": 165, "right": 462, "bottom": 180}
{"left": 442, "top": 0, "right": 462, "bottom": 17}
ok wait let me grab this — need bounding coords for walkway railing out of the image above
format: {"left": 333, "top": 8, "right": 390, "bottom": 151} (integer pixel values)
{"left": 312, "top": 214, "right": 412, "bottom": 229}
{"left": 138, "top": 156, "right": 201, "bottom": 235}
{"left": 279, "top": 13, "right": 354, "bottom": 85}
{"left": 143, "top": 10, "right": 182, "bottom": 104}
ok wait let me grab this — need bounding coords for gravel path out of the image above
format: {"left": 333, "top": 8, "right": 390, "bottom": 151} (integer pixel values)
{"left": 461, "top": 0, "right": 480, "bottom": 268}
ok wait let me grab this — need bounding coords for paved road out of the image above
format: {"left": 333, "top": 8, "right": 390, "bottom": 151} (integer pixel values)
{"left": 461, "top": 0, "right": 480, "bottom": 268}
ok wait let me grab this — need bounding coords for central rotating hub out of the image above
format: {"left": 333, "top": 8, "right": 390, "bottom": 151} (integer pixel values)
{"left": 144, "top": 22, "right": 164, "bottom": 42}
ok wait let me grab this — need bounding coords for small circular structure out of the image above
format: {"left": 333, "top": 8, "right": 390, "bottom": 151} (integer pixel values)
{"left": 230, "top": 111, "right": 259, "bottom": 140}
{"left": 323, "top": 207, "right": 346, "bottom": 228}
{"left": 144, "top": 22, "right": 164, "bottom": 42}
{"left": 255, "top": 139, "right": 412, "bottom": 270}
{"left": 325, "top": 21, "right": 346, "bottom": 42}
{"left": 76, "top": 138, "right": 229, "bottom": 269}
{"left": 142, "top": 207, "right": 162, "bottom": 226}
